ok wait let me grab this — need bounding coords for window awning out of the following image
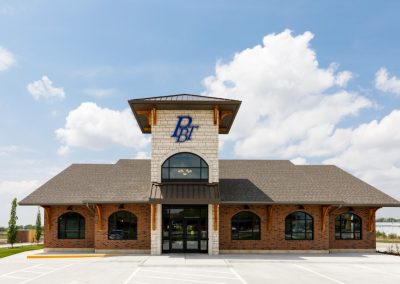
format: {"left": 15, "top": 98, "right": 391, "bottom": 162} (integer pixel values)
{"left": 149, "top": 183, "right": 220, "bottom": 204}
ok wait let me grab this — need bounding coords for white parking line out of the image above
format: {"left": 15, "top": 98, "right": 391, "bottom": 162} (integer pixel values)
{"left": 139, "top": 269, "right": 238, "bottom": 280}
{"left": 0, "top": 264, "right": 43, "bottom": 278}
{"left": 293, "top": 264, "right": 346, "bottom": 284}
{"left": 18, "top": 264, "right": 73, "bottom": 284}
{"left": 122, "top": 267, "right": 141, "bottom": 284}
{"left": 2, "top": 275, "right": 30, "bottom": 280}
{"left": 136, "top": 275, "right": 225, "bottom": 284}
{"left": 229, "top": 267, "right": 248, "bottom": 284}
{"left": 354, "top": 264, "right": 400, "bottom": 278}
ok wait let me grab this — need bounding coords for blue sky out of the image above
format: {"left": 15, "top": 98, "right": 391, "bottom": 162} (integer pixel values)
{"left": 1, "top": 0, "right": 400, "bottom": 226}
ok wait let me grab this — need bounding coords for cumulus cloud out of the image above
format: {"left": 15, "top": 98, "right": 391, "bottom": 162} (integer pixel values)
{"left": 324, "top": 110, "right": 400, "bottom": 199}
{"left": 84, "top": 88, "right": 116, "bottom": 98}
{"left": 0, "top": 180, "right": 41, "bottom": 196}
{"left": 375, "top": 68, "right": 400, "bottom": 95}
{"left": 335, "top": 70, "right": 353, "bottom": 87}
{"left": 55, "top": 102, "right": 150, "bottom": 154}
{"left": 202, "top": 30, "right": 400, "bottom": 206}
{"left": 0, "top": 46, "right": 15, "bottom": 71}
{"left": 27, "top": 76, "right": 65, "bottom": 100}
{"left": 0, "top": 180, "right": 42, "bottom": 226}
{"left": 203, "top": 29, "right": 371, "bottom": 159}
{"left": 135, "top": 151, "right": 150, "bottom": 159}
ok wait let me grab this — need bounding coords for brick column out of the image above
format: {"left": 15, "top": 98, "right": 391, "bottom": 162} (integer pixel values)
{"left": 208, "top": 204, "right": 219, "bottom": 255}
{"left": 151, "top": 204, "right": 162, "bottom": 255}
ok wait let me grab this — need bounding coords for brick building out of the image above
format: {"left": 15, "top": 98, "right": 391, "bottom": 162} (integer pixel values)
{"left": 20, "top": 94, "right": 400, "bottom": 254}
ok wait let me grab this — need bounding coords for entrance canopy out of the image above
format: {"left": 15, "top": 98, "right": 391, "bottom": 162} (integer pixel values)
{"left": 149, "top": 183, "right": 220, "bottom": 204}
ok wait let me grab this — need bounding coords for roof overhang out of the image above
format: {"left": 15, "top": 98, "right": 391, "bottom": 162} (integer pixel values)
{"left": 128, "top": 94, "right": 241, "bottom": 134}
{"left": 149, "top": 182, "right": 220, "bottom": 204}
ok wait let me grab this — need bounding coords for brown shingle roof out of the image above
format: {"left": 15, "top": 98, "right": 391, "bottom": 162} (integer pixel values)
{"left": 19, "top": 159, "right": 400, "bottom": 206}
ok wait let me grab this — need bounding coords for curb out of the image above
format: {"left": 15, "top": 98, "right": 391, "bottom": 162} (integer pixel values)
{"left": 27, "top": 254, "right": 111, "bottom": 259}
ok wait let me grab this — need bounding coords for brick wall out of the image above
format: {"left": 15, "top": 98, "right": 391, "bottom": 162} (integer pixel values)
{"left": 151, "top": 110, "right": 219, "bottom": 183}
{"left": 219, "top": 205, "right": 376, "bottom": 251}
{"left": 329, "top": 207, "right": 375, "bottom": 250}
{"left": 94, "top": 204, "right": 151, "bottom": 250}
{"left": 45, "top": 204, "right": 375, "bottom": 251}
{"left": 44, "top": 204, "right": 150, "bottom": 250}
{"left": 44, "top": 206, "right": 95, "bottom": 248}
{"left": 219, "top": 205, "right": 329, "bottom": 251}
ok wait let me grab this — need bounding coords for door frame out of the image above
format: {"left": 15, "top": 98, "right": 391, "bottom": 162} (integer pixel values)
{"left": 162, "top": 205, "right": 208, "bottom": 253}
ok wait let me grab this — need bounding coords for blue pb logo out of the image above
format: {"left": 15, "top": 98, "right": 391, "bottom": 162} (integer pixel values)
{"left": 171, "top": 115, "right": 199, "bottom": 143}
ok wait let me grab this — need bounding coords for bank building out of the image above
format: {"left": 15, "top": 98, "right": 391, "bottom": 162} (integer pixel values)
{"left": 20, "top": 94, "right": 400, "bottom": 254}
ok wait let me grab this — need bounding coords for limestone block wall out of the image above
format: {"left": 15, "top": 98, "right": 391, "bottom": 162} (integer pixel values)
{"left": 151, "top": 110, "right": 219, "bottom": 183}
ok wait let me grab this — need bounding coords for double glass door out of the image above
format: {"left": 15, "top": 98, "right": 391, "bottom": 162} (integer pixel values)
{"left": 162, "top": 206, "right": 208, "bottom": 253}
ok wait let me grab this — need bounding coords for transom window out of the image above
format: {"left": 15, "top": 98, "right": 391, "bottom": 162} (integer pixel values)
{"left": 161, "top": 152, "right": 208, "bottom": 182}
{"left": 231, "top": 211, "right": 260, "bottom": 240}
{"left": 58, "top": 212, "right": 85, "bottom": 239}
{"left": 108, "top": 210, "right": 137, "bottom": 240}
{"left": 335, "top": 213, "right": 362, "bottom": 240}
{"left": 285, "top": 211, "right": 313, "bottom": 240}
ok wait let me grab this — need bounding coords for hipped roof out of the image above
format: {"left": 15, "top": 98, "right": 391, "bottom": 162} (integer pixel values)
{"left": 19, "top": 159, "right": 400, "bottom": 207}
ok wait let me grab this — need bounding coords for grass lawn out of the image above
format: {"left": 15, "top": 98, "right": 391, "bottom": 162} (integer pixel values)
{"left": 0, "top": 245, "right": 43, "bottom": 258}
{"left": 376, "top": 240, "right": 400, "bottom": 244}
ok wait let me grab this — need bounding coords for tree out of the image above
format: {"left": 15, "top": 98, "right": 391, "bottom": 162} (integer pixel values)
{"left": 35, "top": 208, "right": 42, "bottom": 244}
{"left": 7, "top": 198, "right": 18, "bottom": 248}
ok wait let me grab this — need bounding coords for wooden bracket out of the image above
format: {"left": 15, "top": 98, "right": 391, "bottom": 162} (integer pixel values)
{"left": 219, "top": 110, "right": 233, "bottom": 124}
{"left": 43, "top": 206, "right": 51, "bottom": 232}
{"left": 152, "top": 106, "right": 157, "bottom": 126}
{"left": 213, "top": 204, "right": 219, "bottom": 231}
{"left": 368, "top": 207, "right": 380, "bottom": 232}
{"left": 213, "top": 105, "right": 219, "bottom": 125}
{"left": 96, "top": 205, "right": 102, "bottom": 231}
{"left": 151, "top": 204, "right": 157, "bottom": 231}
{"left": 136, "top": 110, "right": 152, "bottom": 127}
{"left": 266, "top": 205, "right": 272, "bottom": 231}
{"left": 321, "top": 205, "right": 331, "bottom": 233}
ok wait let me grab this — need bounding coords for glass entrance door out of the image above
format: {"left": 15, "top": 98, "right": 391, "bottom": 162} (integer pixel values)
{"left": 162, "top": 205, "right": 208, "bottom": 253}
{"left": 185, "top": 218, "right": 200, "bottom": 251}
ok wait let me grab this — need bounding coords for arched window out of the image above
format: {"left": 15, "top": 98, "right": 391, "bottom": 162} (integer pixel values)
{"left": 58, "top": 212, "right": 85, "bottom": 239}
{"left": 161, "top": 152, "right": 208, "bottom": 182}
{"left": 285, "top": 211, "right": 313, "bottom": 240}
{"left": 335, "top": 213, "right": 362, "bottom": 240}
{"left": 108, "top": 211, "right": 137, "bottom": 240}
{"left": 231, "top": 211, "right": 260, "bottom": 240}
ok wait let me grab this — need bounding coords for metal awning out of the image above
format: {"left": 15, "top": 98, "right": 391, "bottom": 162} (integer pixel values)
{"left": 149, "top": 183, "right": 220, "bottom": 204}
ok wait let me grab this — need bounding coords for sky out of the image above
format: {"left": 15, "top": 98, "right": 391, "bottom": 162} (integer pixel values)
{"left": 1, "top": 0, "right": 400, "bottom": 226}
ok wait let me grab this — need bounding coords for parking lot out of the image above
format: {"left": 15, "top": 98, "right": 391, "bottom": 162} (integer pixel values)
{"left": 1, "top": 250, "right": 400, "bottom": 284}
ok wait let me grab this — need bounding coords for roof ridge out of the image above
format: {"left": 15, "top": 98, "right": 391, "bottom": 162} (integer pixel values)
{"left": 130, "top": 93, "right": 238, "bottom": 101}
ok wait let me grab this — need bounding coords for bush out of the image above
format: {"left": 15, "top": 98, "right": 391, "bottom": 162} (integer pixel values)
{"left": 388, "top": 233, "right": 398, "bottom": 239}
{"left": 376, "top": 231, "right": 387, "bottom": 238}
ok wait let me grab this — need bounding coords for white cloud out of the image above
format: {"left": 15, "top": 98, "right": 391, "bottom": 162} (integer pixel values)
{"left": 84, "top": 88, "right": 116, "bottom": 98}
{"left": 325, "top": 110, "right": 400, "bottom": 200}
{"left": 203, "top": 29, "right": 371, "bottom": 159}
{"left": 135, "top": 151, "right": 150, "bottom": 159}
{"left": 0, "top": 46, "right": 15, "bottom": 71}
{"left": 0, "top": 180, "right": 41, "bottom": 197}
{"left": 0, "top": 145, "right": 32, "bottom": 156}
{"left": 27, "top": 76, "right": 65, "bottom": 100}
{"left": 290, "top": 157, "right": 307, "bottom": 165}
{"left": 0, "top": 180, "right": 42, "bottom": 226}
{"left": 335, "top": 70, "right": 353, "bottom": 87}
{"left": 202, "top": 29, "right": 400, "bottom": 213}
{"left": 55, "top": 102, "right": 150, "bottom": 154}
{"left": 375, "top": 68, "right": 400, "bottom": 95}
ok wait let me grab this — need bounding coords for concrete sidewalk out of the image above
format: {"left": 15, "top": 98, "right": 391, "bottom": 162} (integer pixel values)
{"left": 0, "top": 242, "right": 43, "bottom": 248}
{"left": 1, "top": 251, "right": 400, "bottom": 283}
